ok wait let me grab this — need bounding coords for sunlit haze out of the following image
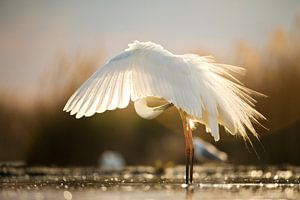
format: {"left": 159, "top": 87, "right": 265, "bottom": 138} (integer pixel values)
{"left": 0, "top": 0, "right": 299, "bottom": 96}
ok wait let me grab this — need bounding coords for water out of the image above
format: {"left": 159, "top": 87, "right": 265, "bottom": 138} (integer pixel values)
{"left": 1, "top": 164, "right": 300, "bottom": 199}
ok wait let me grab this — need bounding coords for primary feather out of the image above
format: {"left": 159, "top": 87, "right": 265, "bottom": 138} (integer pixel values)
{"left": 64, "top": 41, "right": 265, "bottom": 141}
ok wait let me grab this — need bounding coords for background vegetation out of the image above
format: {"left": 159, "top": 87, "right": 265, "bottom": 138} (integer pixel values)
{"left": 0, "top": 18, "right": 300, "bottom": 166}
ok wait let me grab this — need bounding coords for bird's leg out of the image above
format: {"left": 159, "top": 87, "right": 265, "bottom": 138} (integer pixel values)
{"left": 190, "top": 147, "right": 194, "bottom": 183}
{"left": 180, "top": 111, "right": 190, "bottom": 184}
{"left": 183, "top": 121, "right": 190, "bottom": 184}
{"left": 187, "top": 123, "right": 194, "bottom": 183}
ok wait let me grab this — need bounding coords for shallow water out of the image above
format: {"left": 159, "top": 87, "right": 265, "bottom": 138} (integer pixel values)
{"left": 1, "top": 164, "right": 300, "bottom": 199}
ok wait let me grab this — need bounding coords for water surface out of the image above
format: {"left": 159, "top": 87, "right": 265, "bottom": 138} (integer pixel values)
{"left": 1, "top": 164, "right": 300, "bottom": 199}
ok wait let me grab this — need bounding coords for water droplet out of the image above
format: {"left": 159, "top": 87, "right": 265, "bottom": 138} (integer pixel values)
{"left": 181, "top": 183, "right": 188, "bottom": 188}
{"left": 63, "top": 191, "right": 72, "bottom": 200}
{"left": 250, "top": 170, "right": 263, "bottom": 177}
{"left": 265, "top": 172, "right": 272, "bottom": 178}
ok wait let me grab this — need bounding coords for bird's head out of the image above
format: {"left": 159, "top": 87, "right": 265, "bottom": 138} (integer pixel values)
{"left": 134, "top": 97, "right": 173, "bottom": 120}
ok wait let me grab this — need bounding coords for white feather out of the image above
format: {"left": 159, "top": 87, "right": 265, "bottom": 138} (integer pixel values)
{"left": 64, "top": 41, "right": 265, "bottom": 141}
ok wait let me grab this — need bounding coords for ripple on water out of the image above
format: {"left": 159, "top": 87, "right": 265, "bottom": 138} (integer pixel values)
{"left": 0, "top": 164, "right": 300, "bottom": 199}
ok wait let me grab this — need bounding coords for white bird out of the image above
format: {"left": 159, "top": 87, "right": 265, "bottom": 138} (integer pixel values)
{"left": 193, "top": 137, "right": 228, "bottom": 162}
{"left": 99, "top": 150, "right": 125, "bottom": 170}
{"left": 63, "top": 41, "right": 265, "bottom": 184}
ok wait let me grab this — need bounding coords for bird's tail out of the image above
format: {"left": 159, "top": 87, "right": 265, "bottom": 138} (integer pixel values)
{"left": 184, "top": 54, "right": 266, "bottom": 142}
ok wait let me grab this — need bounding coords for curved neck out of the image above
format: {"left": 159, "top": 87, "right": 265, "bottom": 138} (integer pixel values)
{"left": 134, "top": 98, "right": 172, "bottom": 120}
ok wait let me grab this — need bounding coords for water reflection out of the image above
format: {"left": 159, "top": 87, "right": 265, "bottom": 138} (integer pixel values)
{"left": 185, "top": 186, "right": 194, "bottom": 200}
{"left": 0, "top": 164, "right": 300, "bottom": 199}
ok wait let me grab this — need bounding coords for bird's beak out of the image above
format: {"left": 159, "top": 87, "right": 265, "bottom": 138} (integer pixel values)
{"left": 153, "top": 103, "right": 173, "bottom": 111}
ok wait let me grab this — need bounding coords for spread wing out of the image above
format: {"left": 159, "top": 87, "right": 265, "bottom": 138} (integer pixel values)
{"left": 63, "top": 41, "right": 265, "bottom": 142}
{"left": 63, "top": 41, "right": 202, "bottom": 119}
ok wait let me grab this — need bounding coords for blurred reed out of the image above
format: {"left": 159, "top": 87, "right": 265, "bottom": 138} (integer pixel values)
{"left": 0, "top": 17, "right": 300, "bottom": 166}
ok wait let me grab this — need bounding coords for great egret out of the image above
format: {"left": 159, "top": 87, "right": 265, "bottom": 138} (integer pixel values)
{"left": 64, "top": 41, "right": 265, "bottom": 184}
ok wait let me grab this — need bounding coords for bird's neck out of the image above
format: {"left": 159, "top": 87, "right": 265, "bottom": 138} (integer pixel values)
{"left": 134, "top": 98, "right": 172, "bottom": 120}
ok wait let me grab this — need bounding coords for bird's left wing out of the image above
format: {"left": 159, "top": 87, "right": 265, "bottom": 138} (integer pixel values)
{"left": 64, "top": 41, "right": 265, "bottom": 143}
{"left": 63, "top": 41, "right": 201, "bottom": 119}
{"left": 63, "top": 50, "right": 133, "bottom": 118}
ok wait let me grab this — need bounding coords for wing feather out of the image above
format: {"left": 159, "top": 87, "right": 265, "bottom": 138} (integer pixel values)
{"left": 64, "top": 41, "right": 265, "bottom": 142}
{"left": 94, "top": 71, "right": 113, "bottom": 113}
{"left": 84, "top": 71, "right": 109, "bottom": 117}
{"left": 80, "top": 71, "right": 109, "bottom": 117}
{"left": 118, "top": 70, "right": 131, "bottom": 108}
{"left": 95, "top": 71, "right": 116, "bottom": 114}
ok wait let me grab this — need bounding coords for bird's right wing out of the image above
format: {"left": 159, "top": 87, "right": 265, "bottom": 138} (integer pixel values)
{"left": 63, "top": 41, "right": 202, "bottom": 120}
{"left": 64, "top": 41, "right": 265, "bottom": 142}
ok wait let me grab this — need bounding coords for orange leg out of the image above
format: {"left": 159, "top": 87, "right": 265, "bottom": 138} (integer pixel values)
{"left": 187, "top": 122, "right": 194, "bottom": 183}
{"left": 181, "top": 115, "right": 189, "bottom": 184}
{"left": 179, "top": 111, "right": 194, "bottom": 184}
